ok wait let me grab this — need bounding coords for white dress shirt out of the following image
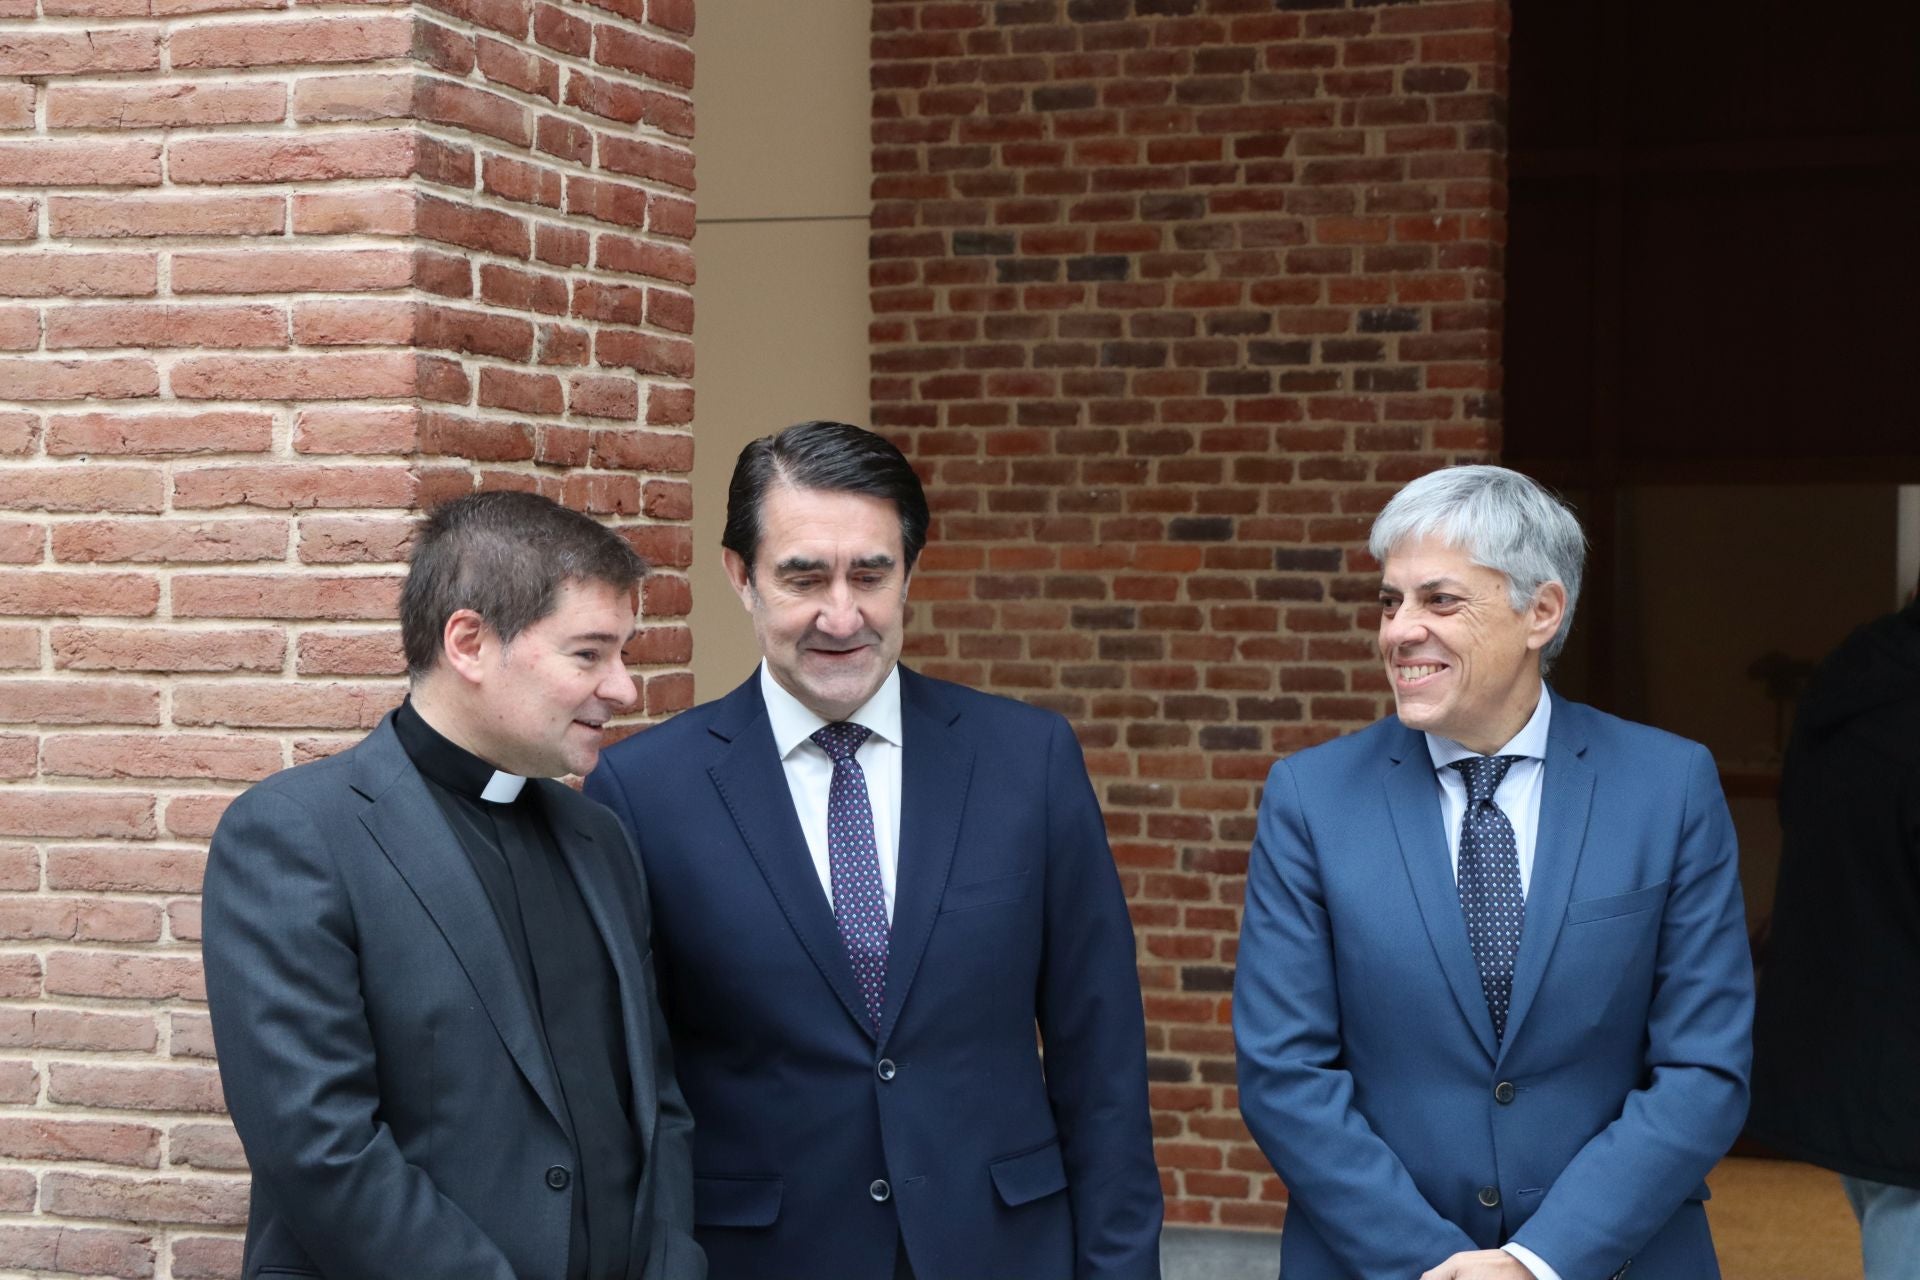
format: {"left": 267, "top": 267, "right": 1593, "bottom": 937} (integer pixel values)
{"left": 1423, "top": 689, "right": 1564, "bottom": 1280}
{"left": 760, "top": 662, "right": 904, "bottom": 922}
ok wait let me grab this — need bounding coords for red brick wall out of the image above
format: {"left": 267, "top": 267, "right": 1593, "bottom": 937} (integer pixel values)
{"left": 870, "top": 0, "right": 1506, "bottom": 1230}
{"left": 0, "top": 0, "right": 693, "bottom": 1270}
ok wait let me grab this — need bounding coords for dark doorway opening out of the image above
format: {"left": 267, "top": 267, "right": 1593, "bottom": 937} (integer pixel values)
{"left": 1507, "top": 0, "right": 1920, "bottom": 927}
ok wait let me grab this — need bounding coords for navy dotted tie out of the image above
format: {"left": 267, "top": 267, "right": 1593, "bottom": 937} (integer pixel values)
{"left": 812, "top": 722, "right": 888, "bottom": 1033}
{"left": 1452, "top": 755, "right": 1526, "bottom": 1043}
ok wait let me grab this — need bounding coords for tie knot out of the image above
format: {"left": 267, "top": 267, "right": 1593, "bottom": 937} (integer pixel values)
{"left": 811, "top": 721, "right": 872, "bottom": 765}
{"left": 1451, "top": 754, "right": 1521, "bottom": 804}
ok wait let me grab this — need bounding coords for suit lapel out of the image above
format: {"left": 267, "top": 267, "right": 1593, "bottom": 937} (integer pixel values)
{"left": 705, "top": 679, "right": 875, "bottom": 1037}
{"left": 352, "top": 724, "right": 569, "bottom": 1129}
{"left": 878, "top": 670, "right": 973, "bottom": 1049}
{"left": 540, "top": 781, "right": 658, "bottom": 1149}
{"left": 1499, "top": 692, "right": 1594, "bottom": 1064}
{"left": 1384, "top": 723, "right": 1499, "bottom": 1061}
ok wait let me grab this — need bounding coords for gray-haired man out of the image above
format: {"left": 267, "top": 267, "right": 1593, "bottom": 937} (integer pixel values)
{"left": 1234, "top": 465, "right": 1753, "bottom": 1280}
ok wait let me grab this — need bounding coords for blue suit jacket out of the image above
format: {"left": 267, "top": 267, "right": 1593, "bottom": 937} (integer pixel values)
{"left": 1233, "top": 692, "right": 1752, "bottom": 1280}
{"left": 585, "top": 667, "right": 1163, "bottom": 1280}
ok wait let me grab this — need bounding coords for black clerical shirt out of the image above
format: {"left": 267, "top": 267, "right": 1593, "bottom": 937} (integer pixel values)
{"left": 394, "top": 699, "right": 639, "bottom": 1280}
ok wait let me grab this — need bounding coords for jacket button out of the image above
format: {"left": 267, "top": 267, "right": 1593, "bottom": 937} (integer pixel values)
{"left": 1494, "top": 1081, "right": 1516, "bottom": 1104}
{"left": 876, "top": 1058, "right": 897, "bottom": 1081}
{"left": 546, "top": 1165, "right": 571, "bottom": 1191}
{"left": 869, "top": 1179, "right": 892, "bottom": 1202}
{"left": 1477, "top": 1185, "right": 1500, "bottom": 1208}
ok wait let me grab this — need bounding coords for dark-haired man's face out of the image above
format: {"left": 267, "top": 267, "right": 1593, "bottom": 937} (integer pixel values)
{"left": 724, "top": 484, "right": 908, "bottom": 723}
{"left": 469, "top": 578, "right": 639, "bottom": 777}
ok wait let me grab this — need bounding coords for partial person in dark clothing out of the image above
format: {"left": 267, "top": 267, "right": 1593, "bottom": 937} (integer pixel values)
{"left": 1750, "top": 588, "right": 1920, "bottom": 1279}
{"left": 203, "top": 492, "right": 702, "bottom": 1280}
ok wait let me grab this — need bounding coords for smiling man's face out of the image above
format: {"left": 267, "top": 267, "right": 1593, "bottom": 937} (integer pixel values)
{"left": 1376, "top": 534, "right": 1562, "bottom": 754}
{"left": 725, "top": 483, "right": 908, "bottom": 723}
{"left": 470, "top": 577, "right": 638, "bottom": 778}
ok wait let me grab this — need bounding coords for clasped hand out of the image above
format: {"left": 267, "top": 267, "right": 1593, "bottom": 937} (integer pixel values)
{"left": 1418, "top": 1249, "right": 1534, "bottom": 1280}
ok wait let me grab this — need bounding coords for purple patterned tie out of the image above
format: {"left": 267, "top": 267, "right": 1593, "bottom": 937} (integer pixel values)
{"left": 1452, "top": 755, "right": 1526, "bottom": 1042}
{"left": 812, "top": 721, "right": 888, "bottom": 1032}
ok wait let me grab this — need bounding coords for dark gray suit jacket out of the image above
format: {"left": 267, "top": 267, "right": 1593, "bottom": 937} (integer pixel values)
{"left": 204, "top": 714, "right": 702, "bottom": 1280}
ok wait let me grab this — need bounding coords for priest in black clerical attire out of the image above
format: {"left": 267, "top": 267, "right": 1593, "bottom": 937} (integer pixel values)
{"left": 204, "top": 492, "right": 704, "bottom": 1280}
{"left": 392, "top": 699, "right": 642, "bottom": 1280}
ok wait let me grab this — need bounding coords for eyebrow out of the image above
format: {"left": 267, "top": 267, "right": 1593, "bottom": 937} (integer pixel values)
{"left": 772, "top": 554, "right": 898, "bottom": 574}
{"left": 565, "top": 630, "right": 634, "bottom": 646}
{"left": 1379, "top": 577, "right": 1471, "bottom": 594}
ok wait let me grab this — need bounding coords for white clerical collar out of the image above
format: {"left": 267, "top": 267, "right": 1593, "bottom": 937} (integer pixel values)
{"left": 1424, "top": 686, "right": 1553, "bottom": 772}
{"left": 760, "top": 662, "right": 904, "bottom": 760}
{"left": 480, "top": 771, "right": 527, "bottom": 803}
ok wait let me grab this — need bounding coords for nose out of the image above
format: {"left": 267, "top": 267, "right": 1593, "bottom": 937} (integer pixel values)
{"left": 814, "top": 581, "right": 862, "bottom": 639}
{"left": 1379, "top": 606, "right": 1427, "bottom": 653}
{"left": 600, "top": 659, "right": 638, "bottom": 711}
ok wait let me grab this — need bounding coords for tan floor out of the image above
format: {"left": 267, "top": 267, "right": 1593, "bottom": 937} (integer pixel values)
{"left": 1707, "top": 1156, "right": 1863, "bottom": 1280}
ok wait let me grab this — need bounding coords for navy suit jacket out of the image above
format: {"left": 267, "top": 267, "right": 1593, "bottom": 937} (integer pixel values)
{"left": 203, "top": 715, "right": 702, "bottom": 1280}
{"left": 585, "top": 667, "right": 1163, "bottom": 1280}
{"left": 1233, "top": 692, "right": 1753, "bottom": 1280}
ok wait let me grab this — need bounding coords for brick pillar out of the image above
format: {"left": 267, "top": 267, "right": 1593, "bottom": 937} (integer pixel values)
{"left": 870, "top": 0, "right": 1506, "bottom": 1232}
{"left": 0, "top": 0, "right": 693, "bottom": 1271}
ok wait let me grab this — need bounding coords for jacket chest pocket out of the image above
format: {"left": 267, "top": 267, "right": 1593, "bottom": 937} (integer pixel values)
{"left": 1554, "top": 880, "right": 1668, "bottom": 1029}
{"left": 1563, "top": 880, "right": 1668, "bottom": 926}
{"left": 939, "top": 871, "right": 1031, "bottom": 915}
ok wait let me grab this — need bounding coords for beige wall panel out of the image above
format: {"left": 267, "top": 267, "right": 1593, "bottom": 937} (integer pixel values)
{"left": 696, "top": 0, "right": 872, "bottom": 221}
{"left": 690, "top": 218, "right": 872, "bottom": 700}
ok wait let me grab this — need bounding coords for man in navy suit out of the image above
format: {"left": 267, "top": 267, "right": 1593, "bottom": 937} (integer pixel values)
{"left": 586, "top": 421, "right": 1162, "bottom": 1280}
{"left": 1234, "top": 465, "right": 1752, "bottom": 1280}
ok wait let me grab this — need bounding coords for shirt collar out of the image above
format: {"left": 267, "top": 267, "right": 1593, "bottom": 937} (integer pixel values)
{"left": 394, "top": 698, "right": 529, "bottom": 804}
{"left": 759, "top": 662, "right": 904, "bottom": 760}
{"left": 1424, "top": 686, "right": 1553, "bottom": 773}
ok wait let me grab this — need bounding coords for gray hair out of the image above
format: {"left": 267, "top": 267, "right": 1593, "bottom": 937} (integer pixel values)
{"left": 1367, "top": 465, "right": 1587, "bottom": 663}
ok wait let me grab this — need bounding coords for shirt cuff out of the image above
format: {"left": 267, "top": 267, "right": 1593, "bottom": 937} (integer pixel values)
{"left": 1504, "top": 1242, "right": 1564, "bottom": 1280}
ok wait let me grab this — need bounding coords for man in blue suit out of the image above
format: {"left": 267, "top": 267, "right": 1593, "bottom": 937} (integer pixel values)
{"left": 586, "top": 421, "right": 1162, "bottom": 1280}
{"left": 1234, "top": 465, "right": 1752, "bottom": 1280}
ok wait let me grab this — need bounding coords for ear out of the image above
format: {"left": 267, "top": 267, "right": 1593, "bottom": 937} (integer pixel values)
{"left": 440, "top": 608, "right": 494, "bottom": 685}
{"left": 1524, "top": 581, "right": 1568, "bottom": 653}
{"left": 722, "top": 548, "right": 757, "bottom": 612}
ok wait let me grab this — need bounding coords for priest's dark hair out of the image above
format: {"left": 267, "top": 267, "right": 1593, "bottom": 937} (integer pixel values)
{"left": 721, "top": 420, "right": 930, "bottom": 580}
{"left": 400, "top": 490, "right": 647, "bottom": 678}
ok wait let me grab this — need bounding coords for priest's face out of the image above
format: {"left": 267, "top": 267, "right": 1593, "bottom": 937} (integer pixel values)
{"left": 474, "top": 577, "right": 639, "bottom": 778}
{"left": 724, "top": 483, "right": 908, "bottom": 723}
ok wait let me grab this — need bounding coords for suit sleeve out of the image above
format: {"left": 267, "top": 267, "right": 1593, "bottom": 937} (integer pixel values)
{"left": 621, "top": 811, "right": 704, "bottom": 1278}
{"left": 1233, "top": 758, "right": 1481, "bottom": 1277}
{"left": 1905, "top": 758, "right": 1920, "bottom": 877}
{"left": 1508, "top": 743, "right": 1753, "bottom": 1277}
{"left": 202, "top": 784, "right": 517, "bottom": 1280}
{"left": 587, "top": 764, "right": 707, "bottom": 1279}
{"left": 1035, "top": 716, "right": 1165, "bottom": 1280}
